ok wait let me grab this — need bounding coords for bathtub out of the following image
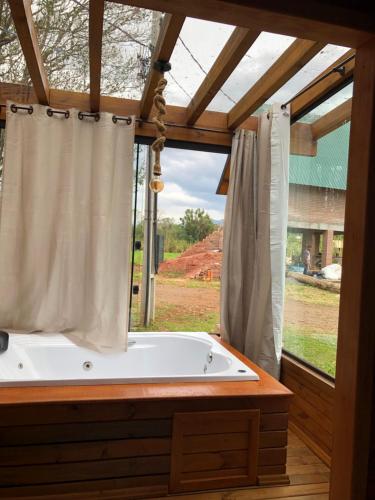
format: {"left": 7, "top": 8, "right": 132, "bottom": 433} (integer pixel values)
{"left": 0, "top": 331, "right": 259, "bottom": 386}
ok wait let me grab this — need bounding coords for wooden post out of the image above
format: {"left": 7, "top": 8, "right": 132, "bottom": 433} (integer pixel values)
{"left": 322, "top": 230, "right": 334, "bottom": 267}
{"left": 330, "top": 36, "right": 375, "bottom": 500}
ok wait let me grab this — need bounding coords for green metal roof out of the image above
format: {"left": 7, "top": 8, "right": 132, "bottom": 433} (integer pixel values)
{"left": 289, "top": 121, "right": 349, "bottom": 190}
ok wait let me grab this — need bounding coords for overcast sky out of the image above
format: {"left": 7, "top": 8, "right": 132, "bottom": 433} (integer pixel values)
{"left": 152, "top": 18, "right": 351, "bottom": 222}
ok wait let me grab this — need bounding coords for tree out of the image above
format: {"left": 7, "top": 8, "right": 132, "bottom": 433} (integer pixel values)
{"left": 179, "top": 208, "right": 215, "bottom": 243}
{"left": 0, "top": 0, "right": 159, "bottom": 176}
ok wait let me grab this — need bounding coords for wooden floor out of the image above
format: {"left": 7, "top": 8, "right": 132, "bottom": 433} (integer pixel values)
{"left": 152, "top": 430, "right": 330, "bottom": 500}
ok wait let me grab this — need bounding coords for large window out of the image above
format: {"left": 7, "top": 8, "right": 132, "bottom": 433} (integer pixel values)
{"left": 283, "top": 91, "right": 351, "bottom": 378}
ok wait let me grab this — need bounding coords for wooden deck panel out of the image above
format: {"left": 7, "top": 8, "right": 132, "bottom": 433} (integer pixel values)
{"left": 151, "top": 430, "right": 330, "bottom": 500}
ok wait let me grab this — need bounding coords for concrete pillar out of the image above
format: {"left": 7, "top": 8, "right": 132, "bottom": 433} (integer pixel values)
{"left": 322, "top": 230, "right": 334, "bottom": 267}
{"left": 301, "top": 229, "right": 320, "bottom": 268}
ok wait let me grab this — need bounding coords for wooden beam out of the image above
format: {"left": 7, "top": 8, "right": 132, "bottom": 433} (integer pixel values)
{"left": 140, "top": 13, "right": 185, "bottom": 119}
{"left": 89, "top": 0, "right": 105, "bottom": 112}
{"left": 8, "top": 0, "right": 49, "bottom": 105}
{"left": 216, "top": 122, "right": 317, "bottom": 195}
{"left": 227, "top": 39, "right": 325, "bottom": 129}
{"left": 186, "top": 27, "right": 260, "bottom": 125}
{"left": 0, "top": 83, "right": 257, "bottom": 150}
{"left": 311, "top": 99, "right": 352, "bottom": 140}
{"left": 108, "top": 0, "right": 374, "bottom": 48}
{"left": 291, "top": 49, "right": 355, "bottom": 121}
{"left": 330, "top": 36, "right": 375, "bottom": 500}
{"left": 216, "top": 155, "right": 230, "bottom": 195}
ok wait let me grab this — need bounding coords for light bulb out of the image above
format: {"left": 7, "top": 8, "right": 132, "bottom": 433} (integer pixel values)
{"left": 149, "top": 177, "right": 164, "bottom": 193}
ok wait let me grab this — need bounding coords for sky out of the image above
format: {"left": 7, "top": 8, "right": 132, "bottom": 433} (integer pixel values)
{"left": 148, "top": 17, "right": 351, "bottom": 222}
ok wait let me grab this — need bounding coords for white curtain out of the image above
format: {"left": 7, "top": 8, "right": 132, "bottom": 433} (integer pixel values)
{"left": 0, "top": 103, "right": 134, "bottom": 352}
{"left": 221, "top": 104, "right": 290, "bottom": 378}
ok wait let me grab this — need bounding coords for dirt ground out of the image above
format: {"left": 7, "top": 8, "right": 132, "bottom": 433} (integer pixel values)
{"left": 284, "top": 297, "right": 339, "bottom": 333}
{"left": 156, "top": 280, "right": 220, "bottom": 314}
{"left": 155, "top": 277, "right": 339, "bottom": 334}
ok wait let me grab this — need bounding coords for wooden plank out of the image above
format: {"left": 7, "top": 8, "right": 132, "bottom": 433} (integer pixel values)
{"left": 0, "top": 83, "right": 258, "bottom": 150}
{"left": 311, "top": 98, "right": 352, "bottom": 140}
{"left": 186, "top": 27, "right": 260, "bottom": 125}
{"left": 258, "top": 448, "right": 287, "bottom": 466}
{"left": 170, "top": 409, "right": 260, "bottom": 493}
{"left": 140, "top": 13, "right": 185, "bottom": 119}
{"left": 0, "top": 419, "right": 172, "bottom": 445}
{"left": 290, "top": 122, "right": 317, "bottom": 156}
{"left": 0, "top": 437, "right": 171, "bottom": 466}
{"left": 150, "top": 482, "right": 330, "bottom": 499}
{"left": 330, "top": 36, "right": 375, "bottom": 500}
{"left": 291, "top": 49, "right": 355, "bottom": 121}
{"left": 108, "top": 0, "right": 373, "bottom": 48}
{"left": 228, "top": 39, "right": 325, "bottom": 129}
{"left": 182, "top": 449, "right": 248, "bottom": 473}
{"left": 89, "top": 0, "right": 105, "bottom": 112}
{"left": 0, "top": 475, "right": 169, "bottom": 498}
{"left": 1, "top": 455, "right": 170, "bottom": 486}
{"left": 7, "top": 0, "right": 49, "bottom": 104}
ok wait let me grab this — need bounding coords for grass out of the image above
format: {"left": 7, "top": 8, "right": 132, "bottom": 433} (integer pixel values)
{"left": 283, "top": 325, "right": 337, "bottom": 377}
{"left": 285, "top": 278, "right": 340, "bottom": 307}
{"left": 138, "top": 303, "right": 220, "bottom": 333}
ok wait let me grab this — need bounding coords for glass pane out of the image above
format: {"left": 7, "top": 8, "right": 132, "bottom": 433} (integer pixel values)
{"left": 129, "top": 144, "right": 148, "bottom": 330}
{"left": 284, "top": 112, "right": 350, "bottom": 377}
{"left": 101, "top": 3, "right": 157, "bottom": 99}
{"left": 132, "top": 148, "right": 226, "bottom": 333}
{"left": 207, "top": 32, "right": 296, "bottom": 113}
{"left": 270, "top": 44, "right": 349, "bottom": 106}
{"left": 0, "top": 0, "right": 30, "bottom": 84}
{"left": 301, "top": 82, "right": 353, "bottom": 123}
{"left": 166, "top": 18, "right": 235, "bottom": 107}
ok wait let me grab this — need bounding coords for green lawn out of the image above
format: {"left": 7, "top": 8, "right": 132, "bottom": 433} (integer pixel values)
{"left": 140, "top": 304, "right": 219, "bottom": 333}
{"left": 283, "top": 325, "right": 337, "bottom": 377}
{"left": 285, "top": 278, "right": 340, "bottom": 306}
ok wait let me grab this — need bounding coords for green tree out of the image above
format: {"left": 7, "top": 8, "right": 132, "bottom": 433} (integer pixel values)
{"left": 179, "top": 208, "right": 215, "bottom": 243}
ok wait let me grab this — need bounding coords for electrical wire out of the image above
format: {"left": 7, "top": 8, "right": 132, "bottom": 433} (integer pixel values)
{"left": 178, "top": 36, "right": 237, "bottom": 105}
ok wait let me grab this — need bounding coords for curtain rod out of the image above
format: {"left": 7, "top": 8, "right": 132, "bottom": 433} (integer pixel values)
{"left": 281, "top": 53, "right": 355, "bottom": 110}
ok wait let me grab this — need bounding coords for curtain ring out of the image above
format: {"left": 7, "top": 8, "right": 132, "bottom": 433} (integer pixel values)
{"left": 10, "top": 104, "right": 33, "bottom": 114}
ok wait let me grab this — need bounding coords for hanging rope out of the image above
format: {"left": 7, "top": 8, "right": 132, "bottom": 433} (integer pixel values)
{"left": 151, "top": 77, "right": 167, "bottom": 177}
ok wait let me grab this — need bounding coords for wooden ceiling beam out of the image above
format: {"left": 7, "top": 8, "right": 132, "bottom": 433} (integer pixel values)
{"left": 108, "top": 0, "right": 374, "bottom": 48}
{"left": 89, "top": 0, "right": 105, "bottom": 113}
{"left": 140, "top": 13, "right": 185, "bottom": 119}
{"left": 0, "top": 82, "right": 315, "bottom": 156}
{"left": 291, "top": 49, "right": 355, "bottom": 122}
{"left": 186, "top": 27, "right": 260, "bottom": 125}
{"left": 0, "top": 83, "right": 257, "bottom": 150}
{"left": 227, "top": 39, "right": 325, "bottom": 130}
{"left": 311, "top": 98, "right": 352, "bottom": 140}
{"left": 8, "top": 0, "right": 49, "bottom": 105}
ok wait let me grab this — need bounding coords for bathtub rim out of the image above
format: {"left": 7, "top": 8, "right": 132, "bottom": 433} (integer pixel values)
{"left": 0, "top": 335, "right": 292, "bottom": 405}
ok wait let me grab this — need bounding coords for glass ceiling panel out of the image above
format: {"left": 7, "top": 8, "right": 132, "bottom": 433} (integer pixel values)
{"left": 268, "top": 44, "right": 349, "bottom": 107}
{"left": 165, "top": 18, "right": 234, "bottom": 107}
{"left": 31, "top": 0, "right": 90, "bottom": 92}
{"left": 207, "top": 32, "right": 296, "bottom": 113}
{"left": 0, "top": 0, "right": 30, "bottom": 85}
{"left": 101, "top": 3, "right": 156, "bottom": 99}
{"left": 300, "top": 82, "right": 353, "bottom": 123}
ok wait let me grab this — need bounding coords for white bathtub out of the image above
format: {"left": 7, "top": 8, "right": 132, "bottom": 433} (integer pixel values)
{"left": 0, "top": 331, "right": 259, "bottom": 386}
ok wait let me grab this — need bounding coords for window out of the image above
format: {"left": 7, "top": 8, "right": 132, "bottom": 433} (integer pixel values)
{"left": 283, "top": 86, "right": 351, "bottom": 378}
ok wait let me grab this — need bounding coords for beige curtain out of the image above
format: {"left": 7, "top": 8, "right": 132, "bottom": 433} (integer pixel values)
{"left": 0, "top": 103, "right": 134, "bottom": 352}
{"left": 221, "top": 105, "right": 290, "bottom": 378}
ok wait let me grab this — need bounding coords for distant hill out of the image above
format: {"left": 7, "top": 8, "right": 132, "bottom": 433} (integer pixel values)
{"left": 213, "top": 219, "right": 224, "bottom": 226}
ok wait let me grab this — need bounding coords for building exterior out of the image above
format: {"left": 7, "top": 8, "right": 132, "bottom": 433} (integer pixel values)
{"left": 288, "top": 122, "right": 349, "bottom": 268}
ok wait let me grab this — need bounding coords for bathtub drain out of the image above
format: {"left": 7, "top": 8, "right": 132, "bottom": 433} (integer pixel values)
{"left": 83, "top": 361, "right": 93, "bottom": 371}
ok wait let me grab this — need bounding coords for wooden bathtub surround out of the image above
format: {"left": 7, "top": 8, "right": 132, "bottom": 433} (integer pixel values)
{"left": 0, "top": 338, "right": 292, "bottom": 498}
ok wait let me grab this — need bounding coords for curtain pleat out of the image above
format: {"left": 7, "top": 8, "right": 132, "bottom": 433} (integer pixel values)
{"left": 220, "top": 105, "right": 290, "bottom": 378}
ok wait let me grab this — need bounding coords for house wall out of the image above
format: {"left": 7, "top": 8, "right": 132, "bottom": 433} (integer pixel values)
{"left": 288, "top": 184, "right": 346, "bottom": 230}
